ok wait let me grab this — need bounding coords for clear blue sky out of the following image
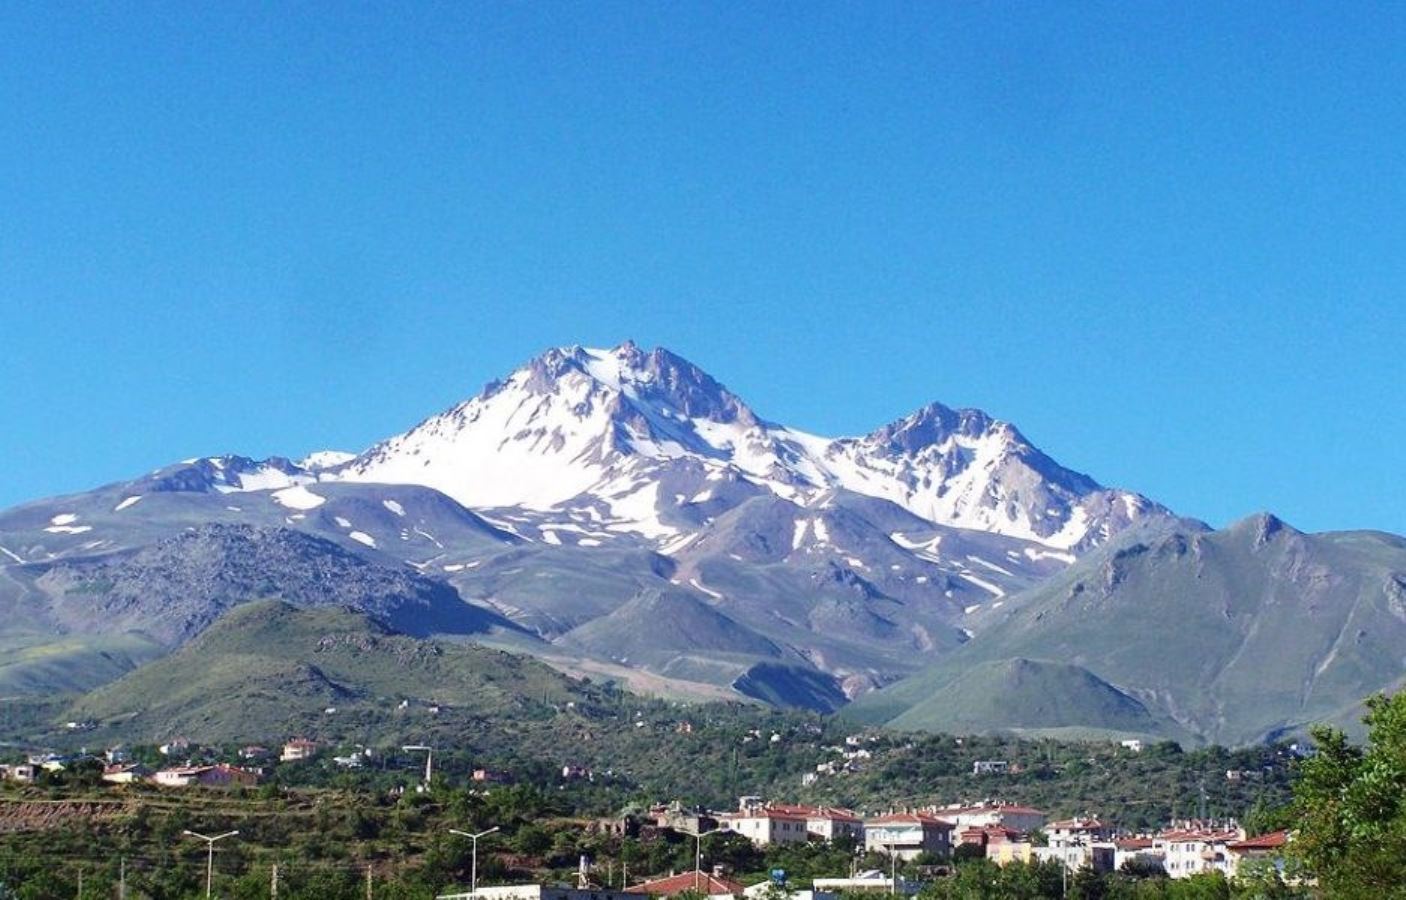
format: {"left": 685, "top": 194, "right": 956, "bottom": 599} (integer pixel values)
{"left": 2, "top": 3, "right": 1403, "bottom": 533}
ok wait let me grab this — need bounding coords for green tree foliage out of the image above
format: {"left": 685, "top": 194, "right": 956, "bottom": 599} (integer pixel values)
{"left": 1290, "top": 691, "right": 1406, "bottom": 899}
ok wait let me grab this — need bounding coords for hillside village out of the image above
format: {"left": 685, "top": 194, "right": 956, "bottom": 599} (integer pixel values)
{"left": 2, "top": 731, "right": 1295, "bottom": 893}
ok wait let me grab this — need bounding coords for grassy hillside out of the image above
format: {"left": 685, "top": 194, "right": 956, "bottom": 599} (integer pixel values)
{"left": 0, "top": 631, "right": 164, "bottom": 695}
{"left": 881, "top": 657, "right": 1191, "bottom": 742}
{"left": 65, "top": 600, "right": 605, "bottom": 743}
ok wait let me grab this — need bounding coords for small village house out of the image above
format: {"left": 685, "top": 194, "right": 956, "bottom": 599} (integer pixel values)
{"left": 1226, "top": 830, "right": 1291, "bottom": 878}
{"left": 281, "top": 738, "right": 318, "bottom": 762}
{"left": 101, "top": 763, "right": 152, "bottom": 785}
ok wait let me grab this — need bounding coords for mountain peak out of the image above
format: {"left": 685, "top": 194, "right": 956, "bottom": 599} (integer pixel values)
{"left": 338, "top": 341, "right": 1168, "bottom": 547}
{"left": 512, "top": 342, "right": 758, "bottom": 427}
{"left": 866, "top": 401, "right": 1009, "bottom": 453}
{"left": 1228, "top": 512, "right": 1300, "bottom": 547}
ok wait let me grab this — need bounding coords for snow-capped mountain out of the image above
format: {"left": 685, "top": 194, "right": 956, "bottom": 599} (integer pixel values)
{"left": 339, "top": 341, "right": 1167, "bottom": 550}
{"left": 0, "top": 340, "right": 1187, "bottom": 711}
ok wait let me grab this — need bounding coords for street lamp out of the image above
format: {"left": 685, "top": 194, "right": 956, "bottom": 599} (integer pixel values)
{"left": 683, "top": 826, "right": 720, "bottom": 892}
{"left": 403, "top": 745, "right": 433, "bottom": 790}
{"left": 449, "top": 826, "right": 499, "bottom": 897}
{"left": 182, "top": 830, "right": 239, "bottom": 899}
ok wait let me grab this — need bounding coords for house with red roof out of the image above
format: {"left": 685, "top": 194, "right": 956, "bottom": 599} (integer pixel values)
{"left": 1153, "top": 822, "right": 1245, "bottom": 879}
{"left": 720, "top": 805, "right": 809, "bottom": 847}
{"left": 1226, "top": 830, "right": 1290, "bottom": 879}
{"left": 281, "top": 738, "right": 318, "bottom": 762}
{"left": 760, "top": 804, "right": 864, "bottom": 843}
{"left": 956, "top": 824, "right": 1023, "bottom": 849}
{"left": 1112, "top": 837, "right": 1164, "bottom": 873}
{"left": 633, "top": 871, "right": 744, "bottom": 898}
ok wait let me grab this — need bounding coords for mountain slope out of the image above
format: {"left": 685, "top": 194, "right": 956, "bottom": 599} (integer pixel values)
{"left": 35, "top": 523, "right": 510, "bottom": 646}
{"left": 850, "top": 515, "right": 1406, "bottom": 744}
{"left": 879, "top": 657, "right": 1182, "bottom": 742}
{"left": 65, "top": 601, "right": 601, "bottom": 743}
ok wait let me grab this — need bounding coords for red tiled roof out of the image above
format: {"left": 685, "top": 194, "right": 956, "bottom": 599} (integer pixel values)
{"left": 762, "top": 803, "right": 820, "bottom": 816}
{"left": 723, "top": 808, "right": 806, "bottom": 822}
{"left": 1229, "top": 830, "right": 1289, "bottom": 851}
{"left": 1159, "top": 828, "right": 1242, "bottom": 843}
{"left": 867, "top": 813, "right": 954, "bottom": 829}
{"left": 1048, "top": 819, "right": 1108, "bottom": 831}
{"left": 770, "top": 804, "right": 861, "bottom": 822}
{"left": 958, "top": 825, "right": 1022, "bottom": 844}
{"left": 1115, "top": 838, "right": 1155, "bottom": 851}
{"left": 635, "top": 872, "right": 744, "bottom": 896}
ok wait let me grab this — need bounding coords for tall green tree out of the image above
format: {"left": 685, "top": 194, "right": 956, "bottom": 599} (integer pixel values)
{"left": 1291, "top": 691, "right": 1406, "bottom": 898}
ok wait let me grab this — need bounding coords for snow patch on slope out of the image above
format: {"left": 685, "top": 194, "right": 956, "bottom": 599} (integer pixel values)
{"left": 272, "top": 485, "right": 326, "bottom": 510}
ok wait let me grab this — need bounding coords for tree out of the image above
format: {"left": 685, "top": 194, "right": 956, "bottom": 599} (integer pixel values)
{"left": 1290, "top": 691, "right": 1406, "bottom": 899}
{"left": 952, "top": 844, "right": 986, "bottom": 864}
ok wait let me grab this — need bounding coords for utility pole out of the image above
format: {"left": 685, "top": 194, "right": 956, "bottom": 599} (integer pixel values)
{"left": 118, "top": 857, "right": 126, "bottom": 900}
{"left": 365, "top": 864, "right": 373, "bottom": 900}
{"left": 183, "top": 830, "right": 239, "bottom": 900}
{"left": 271, "top": 864, "right": 279, "bottom": 900}
{"left": 76, "top": 868, "right": 82, "bottom": 900}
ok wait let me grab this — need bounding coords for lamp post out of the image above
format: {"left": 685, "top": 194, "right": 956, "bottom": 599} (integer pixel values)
{"left": 683, "top": 826, "right": 720, "bottom": 892}
{"left": 449, "top": 826, "right": 499, "bottom": 897}
{"left": 183, "top": 830, "right": 239, "bottom": 899}
{"left": 402, "top": 745, "right": 433, "bottom": 790}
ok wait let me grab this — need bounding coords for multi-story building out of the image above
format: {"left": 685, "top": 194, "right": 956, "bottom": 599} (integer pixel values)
{"left": 720, "top": 805, "right": 809, "bottom": 846}
{"left": 1154, "top": 823, "right": 1245, "bottom": 879}
{"left": 760, "top": 804, "right": 864, "bottom": 843}
{"left": 1112, "top": 837, "right": 1165, "bottom": 873}
{"left": 1035, "top": 818, "right": 1118, "bottom": 873}
{"left": 864, "top": 813, "right": 954, "bottom": 860}
{"left": 280, "top": 738, "right": 318, "bottom": 762}
{"left": 1046, "top": 817, "right": 1116, "bottom": 847}
{"left": 936, "top": 803, "right": 1047, "bottom": 835}
{"left": 1033, "top": 842, "right": 1115, "bottom": 873}
{"left": 987, "top": 840, "right": 1036, "bottom": 867}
